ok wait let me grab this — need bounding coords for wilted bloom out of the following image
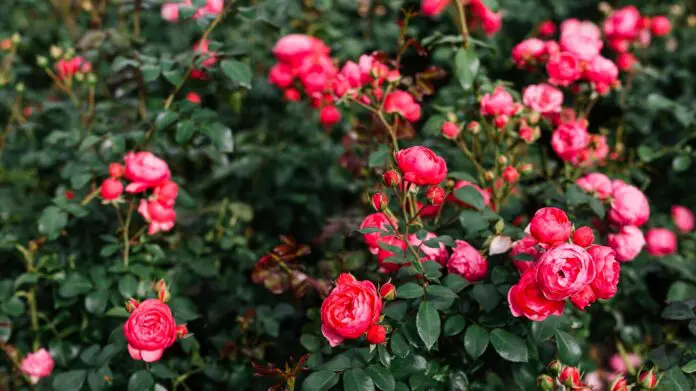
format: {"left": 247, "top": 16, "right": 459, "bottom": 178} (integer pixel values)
{"left": 645, "top": 228, "right": 677, "bottom": 256}
{"left": 608, "top": 225, "right": 646, "bottom": 262}
{"left": 447, "top": 240, "right": 488, "bottom": 282}
{"left": 20, "top": 349, "right": 54, "bottom": 384}
{"left": 671, "top": 205, "right": 694, "bottom": 233}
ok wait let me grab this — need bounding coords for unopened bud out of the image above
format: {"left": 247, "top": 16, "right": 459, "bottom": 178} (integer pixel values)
{"left": 559, "top": 367, "right": 582, "bottom": 388}
{"left": 176, "top": 324, "right": 189, "bottom": 338}
{"left": 466, "top": 121, "right": 480, "bottom": 134}
{"left": 86, "top": 73, "right": 97, "bottom": 85}
{"left": 528, "top": 111, "right": 541, "bottom": 124}
{"left": 64, "top": 47, "right": 75, "bottom": 59}
{"left": 484, "top": 171, "right": 495, "bottom": 182}
{"left": 125, "top": 298, "right": 140, "bottom": 313}
{"left": 36, "top": 56, "right": 48, "bottom": 67}
{"left": 15, "top": 83, "right": 24, "bottom": 93}
{"left": 372, "top": 193, "right": 388, "bottom": 212}
{"left": 518, "top": 163, "right": 533, "bottom": 174}
{"left": 380, "top": 282, "right": 396, "bottom": 300}
{"left": 383, "top": 170, "right": 401, "bottom": 187}
{"left": 157, "top": 289, "right": 171, "bottom": 303}
{"left": 547, "top": 360, "right": 563, "bottom": 377}
{"left": 425, "top": 186, "right": 445, "bottom": 206}
{"left": 494, "top": 115, "right": 509, "bottom": 129}
{"left": 74, "top": 73, "right": 84, "bottom": 82}
{"left": 610, "top": 376, "right": 629, "bottom": 391}
{"left": 536, "top": 375, "right": 554, "bottom": 391}
{"left": 441, "top": 121, "right": 460, "bottom": 140}
{"left": 497, "top": 155, "right": 508, "bottom": 166}
{"left": 49, "top": 46, "right": 62, "bottom": 59}
{"left": 502, "top": 166, "right": 519, "bottom": 183}
{"left": 572, "top": 226, "right": 595, "bottom": 247}
{"left": 11, "top": 33, "right": 20, "bottom": 45}
{"left": 638, "top": 369, "right": 658, "bottom": 389}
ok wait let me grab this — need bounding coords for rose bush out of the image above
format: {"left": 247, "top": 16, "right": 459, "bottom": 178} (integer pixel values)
{"left": 1, "top": 0, "right": 696, "bottom": 390}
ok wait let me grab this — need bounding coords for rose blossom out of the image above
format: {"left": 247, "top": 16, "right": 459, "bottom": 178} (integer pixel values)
{"left": 560, "top": 34, "right": 603, "bottom": 62}
{"left": 273, "top": 34, "right": 328, "bottom": 65}
{"left": 480, "top": 87, "right": 516, "bottom": 117}
{"left": 468, "top": 0, "right": 502, "bottom": 36}
{"left": 510, "top": 235, "right": 541, "bottom": 274}
{"left": 536, "top": 243, "right": 596, "bottom": 301}
{"left": 508, "top": 266, "right": 565, "bottom": 321}
{"left": 609, "top": 184, "right": 650, "bottom": 227}
{"left": 124, "top": 151, "right": 171, "bottom": 193}
{"left": 124, "top": 299, "right": 183, "bottom": 362}
{"left": 572, "top": 226, "right": 594, "bottom": 247}
{"left": 384, "top": 91, "right": 421, "bottom": 122}
{"left": 609, "top": 353, "right": 642, "bottom": 374}
{"left": 512, "top": 38, "right": 547, "bottom": 68}
{"left": 161, "top": 2, "right": 184, "bottom": 22}
{"left": 321, "top": 273, "right": 382, "bottom": 347}
{"left": 529, "top": 207, "right": 573, "bottom": 245}
{"left": 651, "top": 16, "right": 671, "bottom": 36}
{"left": 319, "top": 105, "right": 341, "bottom": 126}
{"left": 20, "top": 349, "right": 54, "bottom": 384}
{"left": 366, "top": 324, "right": 386, "bottom": 344}
{"left": 359, "top": 213, "right": 396, "bottom": 253}
{"left": 138, "top": 199, "right": 176, "bottom": 235}
{"left": 447, "top": 240, "right": 488, "bottom": 282}
{"left": 408, "top": 232, "right": 448, "bottom": 265}
{"left": 539, "top": 20, "right": 556, "bottom": 37}
{"left": 109, "top": 162, "right": 125, "bottom": 178}
{"left": 101, "top": 178, "right": 123, "bottom": 201}
{"left": 603, "top": 6, "right": 641, "bottom": 40}
{"left": 608, "top": 225, "right": 646, "bottom": 262}
{"left": 570, "top": 285, "right": 596, "bottom": 310}
{"left": 395, "top": 146, "right": 447, "bottom": 186}
{"left": 561, "top": 19, "right": 602, "bottom": 41}
{"left": 576, "top": 172, "right": 613, "bottom": 199}
{"left": 585, "top": 56, "right": 619, "bottom": 94}
{"left": 441, "top": 121, "right": 460, "bottom": 139}
{"left": 421, "top": 0, "right": 450, "bottom": 16}
{"left": 551, "top": 120, "right": 590, "bottom": 161}
{"left": 154, "top": 180, "right": 179, "bottom": 207}
{"left": 645, "top": 228, "right": 677, "bottom": 256}
{"left": 617, "top": 52, "right": 637, "bottom": 71}
{"left": 671, "top": 205, "right": 695, "bottom": 233}
{"left": 523, "top": 84, "right": 563, "bottom": 114}
{"left": 502, "top": 166, "right": 519, "bottom": 183}
{"left": 588, "top": 245, "right": 620, "bottom": 299}
{"left": 546, "top": 52, "right": 581, "bottom": 86}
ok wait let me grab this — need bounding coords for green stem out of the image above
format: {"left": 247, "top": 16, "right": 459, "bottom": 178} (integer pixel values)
{"left": 123, "top": 201, "right": 135, "bottom": 268}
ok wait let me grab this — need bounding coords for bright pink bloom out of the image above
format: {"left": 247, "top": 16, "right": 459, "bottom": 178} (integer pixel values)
{"left": 20, "top": 349, "right": 54, "bottom": 384}
{"left": 508, "top": 265, "right": 565, "bottom": 321}
{"left": 536, "top": 243, "right": 596, "bottom": 300}
{"left": 272, "top": 34, "right": 328, "bottom": 65}
{"left": 55, "top": 57, "right": 91, "bottom": 80}
{"left": 530, "top": 207, "right": 572, "bottom": 245}
{"left": 646, "top": 228, "right": 677, "bottom": 256}
{"left": 570, "top": 285, "right": 596, "bottom": 310}
{"left": 671, "top": 205, "right": 695, "bottom": 233}
{"left": 384, "top": 91, "right": 421, "bottom": 122}
{"left": 161, "top": 3, "right": 182, "bottom": 22}
{"left": 546, "top": 52, "right": 582, "bottom": 86}
{"left": 185, "top": 92, "right": 201, "bottom": 104}
{"left": 154, "top": 180, "right": 179, "bottom": 207}
{"left": 366, "top": 324, "right": 386, "bottom": 344}
{"left": 560, "top": 34, "right": 603, "bottom": 62}
{"left": 124, "top": 299, "right": 182, "bottom": 362}
{"left": 408, "top": 232, "right": 449, "bottom": 265}
{"left": 395, "top": 146, "right": 447, "bottom": 186}
{"left": 124, "top": 151, "right": 171, "bottom": 193}
{"left": 572, "top": 226, "right": 594, "bottom": 247}
{"left": 588, "top": 245, "right": 620, "bottom": 299}
{"left": 101, "top": 178, "right": 123, "bottom": 201}
{"left": 268, "top": 63, "right": 294, "bottom": 88}
{"left": 359, "top": 213, "right": 396, "bottom": 253}
{"left": 603, "top": 6, "right": 641, "bottom": 41}
{"left": 539, "top": 20, "right": 556, "bottom": 37}
{"left": 447, "top": 240, "right": 488, "bottom": 282}
{"left": 651, "top": 16, "right": 672, "bottom": 36}
{"left": 108, "top": 163, "right": 125, "bottom": 178}
{"left": 617, "top": 52, "right": 637, "bottom": 71}
{"left": 468, "top": 0, "right": 502, "bottom": 36}
{"left": 502, "top": 166, "right": 519, "bottom": 183}
{"left": 320, "top": 274, "right": 382, "bottom": 347}
{"left": 480, "top": 87, "right": 516, "bottom": 117}
{"left": 586, "top": 56, "right": 619, "bottom": 94}
{"left": 421, "top": 0, "right": 450, "bottom": 16}
{"left": 512, "top": 38, "right": 547, "bottom": 68}
{"left": 609, "top": 184, "right": 650, "bottom": 227}
{"left": 560, "top": 19, "right": 602, "bottom": 41}
{"left": 448, "top": 180, "right": 491, "bottom": 208}
{"left": 138, "top": 199, "right": 176, "bottom": 235}
{"left": 319, "top": 105, "right": 341, "bottom": 126}
{"left": 576, "top": 172, "right": 613, "bottom": 199}
{"left": 284, "top": 88, "right": 301, "bottom": 101}
{"left": 441, "top": 121, "right": 460, "bottom": 139}
{"left": 609, "top": 353, "right": 642, "bottom": 374}
{"left": 551, "top": 120, "right": 590, "bottom": 161}
{"left": 523, "top": 84, "right": 563, "bottom": 114}
{"left": 608, "top": 225, "right": 646, "bottom": 262}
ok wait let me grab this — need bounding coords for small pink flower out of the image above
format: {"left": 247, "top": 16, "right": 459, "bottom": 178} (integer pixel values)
{"left": 194, "top": 39, "right": 218, "bottom": 68}
{"left": 645, "top": 228, "right": 677, "bottom": 256}
{"left": 408, "top": 232, "right": 449, "bottom": 265}
{"left": 20, "top": 349, "right": 54, "bottom": 384}
{"left": 512, "top": 38, "right": 547, "bottom": 68}
{"left": 539, "top": 20, "right": 556, "bottom": 37}
{"left": 523, "top": 84, "right": 563, "bottom": 114}
{"left": 560, "top": 19, "right": 602, "bottom": 41}
{"left": 603, "top": 6, "right": 641, "bottom": 41}
{"left": 617, "top": 52, "right": 637, "bottom": 71}
{"left": 384, "top": 91, "right": 421, "bottom": 122}
{"left": 546, "top": 52, "right": 582, "bottom": 86}
{"left": 421, "top": 0, "right": 450, "bottom": 16}
{"left": 576, "top": 172, "right": 613, "bottom": 199}
{"left": 651, "top": 16, "right": 672, "bottom": 36}
{"left": 480, "top": 87, "right": 516, "bottom": 117}
{"left": 272, "top": 34, "right": 329, "bottom": 65}
{"left": 508, "top": 265, "right": 565, "bottom": 321}
{"left": 585, "top": 56, "right": 619, "bottom": 94}
{"left": 138, "top": 199, "right": 176, "bottom": 235}
{"left": 319, "top": 105, "right": 341, "bottom": 127}
{"left": 268, "top": 63, "right": 294, "bottom": 88}
{"left": 161, "top": 3, "right": 182, "bottom": 22}
{"left": 101, "top": 178, "right": 124, "bottom": 201}
{"left": 671, "top": 205, "right": 695, "bottom": 233}
{"left": 447, "top": 240, "right": 488, "bottom": 282}
{"left": 560, "top": 34, "right": 603, "bottom": 62}
{"left": 185, "top": 92, "right": 201, "bottom": 104}
{"left": 441, "top": 121, "right": 460, "bottom": 139}
{"left": 608, "top": 225, "right": 646, "bottom": 262}
{"left": 609, "top": 353, "right": 642, "bottom": 374}
{"left": 609, "top": 184, "right": 650, "bottom": 227}
{"left": 124, "top": 152, "right": 171, "bottom": 193}
{"left": 551, "top": 120, "right": 590, "bottom": 161}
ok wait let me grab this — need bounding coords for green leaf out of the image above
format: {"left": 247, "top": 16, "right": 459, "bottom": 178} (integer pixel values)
{"left": 59, "top": 273, "right": 93, "bottom": 298}
{"left": 454, "top": 186, "right": 485, "bottom": 210}
{"left": 377, "top": 345, "right": 392, "bottom": 368}
{"left": 637, "top": 145, "right": 656, "bottom": 162}
{"left": 128, "top": 370, "right": 154, "bottom": 391}
{"left": 368, "top": 145, "right": 390, "bottom": 168}
{"left": 140, "top": 64, "right": 160, "bottom": 82}
{"left": 319, "top": 353, "right": 353, "bottom": 371}
{"left": 2, "top": 297, "right": 25, "bottom": 316}
{"left": 681, "top": 360, "right": 696, "bottom": 373}
{"left": 343, "top": 368, "right": 375, "bottom": 391}
{"left": 444, "top": 315, "right": 467, "bottom": 336}
{"left": 118, "top": 275, "right": 138, "bottom": 298}
{"left": 416, "top": 301, "right": 440, "bottom": 350}
{"left": 454, "top": 47, "right": 480, "bottom": 91}
{"left": 443, "top": 274, "right": 470, "bottom": 293}
{"left": 660, "top": 366, "right": 690, "bottom": 391}
{"left": 53, "top": 370, "right": 87, "bottom": 391}
{"left": 302, "top": 371, "right": 339, "bottom": 391}
{"left": 38, "top": 206, "right": 68, "bottom": 240}
{"left": 426, "top": 285, "right": 457, "bottom": 299}
{"left": 150, "top": 363, "right": 177, "bottom": 379}
{"left": 661, "top": 302, "right": 696, "bottom": 320}
{"left": 84, "top": 291, "right": 108, "bottom": 315}
{"left": 221, "top": 59, "right": 252, "bottom": 89}
{"left": 531, "top": 316, "right": 562, "bottom": 342}
{"left": 155, "top": 111, "right": 178, "bottom": 131}
{"left": 464, "top": 324, "right": 488, "bottom": 360}
{"left": 300, "top": 334, "right": 321, "bottom": 352}
{"left": 472, "top": 284, "right": 500, "bottom": 312}
{"left": 163, "top": 69, "right": 184, "bottom": 85}
{"left": 673, "top": 155, "right": 692, "bottom": 172}
{"left": 555, "top": 330, "right": 582, "bottom": 366}
{"left": 397, "top": 283, "right": 424, "bottom": 299}
{"left": 0, "top": 316, "right": 11, "bottom": 343}
{"left": 490, "top": 329, "right": 528, "bottom": 363}
{"left": 366, "top": 366, "right": 395, "bottom": 391}
{"left": 88, "top": 366, "right": 113, "bottom": 391}
{"left": 175, "top": 120, "right": 196, "bottom": 144}
{"left": 390, "top": 332, "right": 410, "bottom": 358}
{"left": 94, "top": 344, "right": 123, "bottom": 367}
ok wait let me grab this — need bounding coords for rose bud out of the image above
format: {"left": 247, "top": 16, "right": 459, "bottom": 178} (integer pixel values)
{"left": 319, "top": 105, "right": 342, "bottom": 127}
{"left": 371, "top": 193, "right": 388, "bottom": 212}
{"left": 284, "top": 88, "right": 301, "bottom": 101}
{"left": 651, "top": 16, "right": 671, "bottom": 36}
{"left": 20, "top": 349, "right": 54, "bottom": 384}
{"left": 536, "top": 375, "right": 554, "bottom": 391}
{"left": 383, "top": 170, "right": 401, "bottom": 187}
{"left": 185, "top": 92, "right": 201, "bottom": 104}
{"left": 441, "top": 121, "right": 460, "bottom": 139}
{"left": 502, "top": 166, "right": 519, "bottom": 183}
{"left": 366, "top": 324, "right": 386, "bottom": 344}
{"left": 466, "top": 121, "right": 481, "bottom": 134}
{"left": 175, "top": 324, "right": 189, "bottom": 338}
{"left": 100, "top": 178, "right": 124, "bottom": 201}
{"left": 380, "top": 282, "right": 396, "bottom": 300}
{"left": 559, "top": 366, "right": 582, "bottom": 388}
{"left": 547, "top": 360, "right": 563, "bottom": 377}
{"left": 425, "top": 186, "right": 445, "bottom": 205}
{"left": 109, "top": 163, "right": 125, "bottom": 178}
{"left": 638, "top": 368, "right": 657, "bottom": 389}
{"left": 539, "top": 20, "right": 556, "bottom": 37}
{"left": 573, "top": 226, "right": 595, "bottom": 247}
{"left": 157, "top": 289, "right": 171, "bottom": 303}
{"left": 125, "top": 298, "right": 140, "bottom": 313}
{"left": 610, "top": 376, "right": 629, "bottom": 391}
{"left": 519, "top": 163, "right": 533, "bottom": 174}
{"left": 671, "top": 205, "right": 695, "bottom": 233}
{"left": 530, "top": 207, "right": 572, "bottom": 245}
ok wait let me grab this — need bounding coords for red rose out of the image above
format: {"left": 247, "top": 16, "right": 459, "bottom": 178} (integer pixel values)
{"left": 546, "top": 52, "right": 581, "bottom": 86}
{"left": 395, "top": 146, "right": 447, "bottom": 186}
{"left": 569, "top": 285, "right": 596, "bottom": 310}
{"left": 321, "top": 274, "right": 382, "bottom": 347}
{"left": 384, "top": 91, "right": 421, "bottom": 122}
{"left": 508, "top": 266, "right": 565, "bottom": 321}
{"left": 123, "top": 299, "right": 182, "bottom": 362}
{"left": 609, "top": 183, "right": 650, "bottom": 227}
{"left": 588, "top": 245, "right": 620, "bottom": 300}
{"left": 572, "top": 226, "right": 594, "bottom": 247}
{"left": 529, "top": 207, "right": 572, "bottom": 245}
{"left": 124, "top": 151, "right": 171, "bottom": 193}
{"left": 100, "top": 178, "right": 123, "bottom": 201}
{"left": 447, "top": 240, "right": 488, "bottom": 282}
{"left": 366, "top": 324, "right": 386, "bottom": 344}
{"left": 536, "top": 243, "right": 596, "bottom": 300}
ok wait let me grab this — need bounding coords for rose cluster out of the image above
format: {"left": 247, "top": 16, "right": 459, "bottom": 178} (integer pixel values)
{"left": 421, "top": 0, "right": 502, "bottom": 36}
{"left": 54, "top": 56, "right": 92, "bottom": 81}
{"left": 508, "top": 207, "right": 621, "bottom": 321}
{"left": 320, "top": 273, "right": 387, "bottom": 347}
{"left": 538, "top": 359, "right": 658, "bottom": 391}
{"left": 100, "top": 151, "right": 179, "bottom": 235}
{"left": 161, "top": 0, "right": 223, "bottom": 23}
{"left": 603, "top": 6, "right": 672, "bottom": 67}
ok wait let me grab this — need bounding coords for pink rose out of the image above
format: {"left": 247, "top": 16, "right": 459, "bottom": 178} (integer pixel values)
{"left": 617, "top": 52, "right": 637, "bottom": 71}
{"left": 124, "top": 151, "right": 171, "bottom": 193}
{"left": 570, "top": 285, "right": 596, "bottom": 310}
{"left": 272, "top": 34, "right": 328, "bottom": 65}
{"left": 161, "top": 3, "right": 182, "bottom": 22}
{"left": 529, "top": 207, "right": 573, "bottom": 246}
{"left": 560, "top": 34, "right": 603, "bottom": 62}
{"left": 408, "top": 232, "right": 449, "bottom": 265}
{"left": 671, "top": 205, "right": 694, "bottom": 233}
{"left": 510, "top": 235, "right": 541, "bottom": 274}
{"left": 651, "top": 16, "right": 672, "bottom": 36}
{"left": 376, "top": 235, "right": 408, "bottom": 273}
{"left": 384, "top": 91, "right": 421, "bottom": 122}
{"left": 645, "top": 228, "right": 677, "bottom": 256}
{"left": 551, "top": 120, "right": 590, "bottom": 161}
{"left": 448, "top": 180, "right": 491, "bottom": 208}
{"left": 124, "top": 299, "right": 184, "bottom": 362}
{"left": 319, "top": 105, "right": 341, "bottom": 127}
{"left": 608, "top": 225, "right": 646, "bottom": 262}
{"left": 588, "top": 245, "right": 620, "bottom": 299}
{"left": 536, "top": 243, "right": 596, "bottom": 301}
{"left": 268, "top": 63, "right": 294, "bottom": 88}
{"left": 609, "top": 353, "right": 642, "bottom": 374}
{"left": 101, "top": 178, "right": 123, "bottom": 201}
{"left": 546, "top": 52, "right": 581, "bottom": 86}
{"left": 508, "top": 266, "right": 565, "bottom": 321}
{"left": 359, "top": 213, "right": 397, "bottom": 253}
{"left": 603, "top": 6, "right": 641, "bottom": 40}
{"left": 512, "top": 38, "right": 547, "bottom": 68}
{"left": 560, "top": 19, "right": 602, "bottom": 41}
{"left": 523, "top": 84, "right": 563, "bottom": 114}
{"left": 441, "top": 121, "right": 460, "bottom": 139}
{"left": 395, "top": 146, "right": 447, "bottom": 186}
{"left": 539, "top": 21, "right": 556, "bottom": 37}
{"left": 468, "top": 0, "right": 502, "bottom": 36}
{"left": 138, "top": 199, "right": 176, "bottom": 235}
{"left": 585, "top": 56, "right": 619, "bottom": 94}
{"left": 609, "top": 184, "right": 650, "bottom": 227}
{"left": 20, "top": 348, "right": 54, "bottom": 384}
{"left": 447, "top": 240, "right": 488, "bottom": 282}
{"left": 321, "top": 273, "right": 382, "bottom": 347}
{"left": 576, "top": 173, "right": 613, "bottom": 199}
{"left": 421, "top": 0, "right": 450, "bottom": 16}
{"left": 480, "top": 87, "right": 516, "bottom": 117}
{"left": 154, "top": 180, "right": 179, "bottom": 207}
